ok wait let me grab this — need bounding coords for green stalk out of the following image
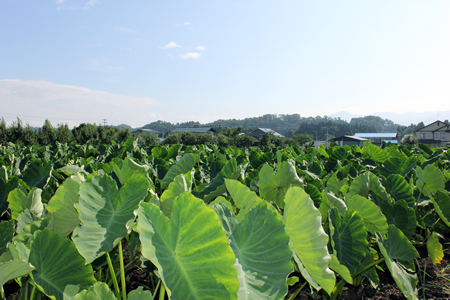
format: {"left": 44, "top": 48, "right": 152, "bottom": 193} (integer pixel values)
{"left": 30, "top": 282, "right": 37, "bottom": 300}
{"left": 288, "top": 281, "right": 307, "bottom": 300}
{"left": 118, "top": 241, "right": 127, "bottom": 300}
{"left": 159, "top": 281, "right": 166, "bottom": 300}
{"left": 106, "top": 252, "right": 122, "bottom": 300}
{"left": 152, "top": 279, "right": 161, "bottom": 299}
{"left": 24, "top": 279, "right": 29, "bottom": 300}
{"left": 0, "top": 286, "right": 4, "bottom": 300}
{"left": 329, "top": 258, "right": 385, "bottom": 300}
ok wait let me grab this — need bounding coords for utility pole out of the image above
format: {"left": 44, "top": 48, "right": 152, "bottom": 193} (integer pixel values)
{"left": 102, "top": 119, "right": 107, "bottom": 126}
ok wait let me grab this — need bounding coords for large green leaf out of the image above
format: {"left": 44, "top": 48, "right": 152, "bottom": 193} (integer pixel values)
{"left": 346, "top": 195, "right": 388, "bottom": 235}
{"left": 137, "top": 193, "right": 239, "bottom": 299}
{"left": 73, "top": 282, "right": 116, "bottom": 300}
{"left": 0, "top": 259, "right": 35, "bottom": 287}
{"left": 47, "top": 177, "right": 81, "bottom": 237}
{"left": 30, "top": 230, "right": 96, "bottom": 300}
{"left": 348, "top": 172, "right": 390, "bottom": 202}
{"left": 376, "top": 225, "right": 419, "bottom": 300}
{"left": 127, "top": 286, "right": 154, "bottom": 300}
{"left": 416, "top": 165, "right": 445, "bottom": 196}
{"left": 111, "top": 157, "right": 149, "bottom": 185}
{"left": 379, "top": 200, "right": 416, "bottom": 239}
{"left": 284, "top": 187, "right": 335, "bottom": 295}
{"left": 22, "top": 159, "right": 52, "bottom": 190}
{"left": 258, "top": 162, "right": 303, "bottom": 209}
{"left": 22, "top": 188, "right": 44, "bottom": 219}
{"left": 383, "top": 174, "right": 415, "bottom": 207}
{"left": 0, "top": 220, "right": 15, "bottom": 255}
{"left": 363, "top": 142, "right": 389, "bottom": 163}
{"left": 72, "top": 173, "right": 149, "bottom": 263}
{"left": 224, "top": 179, "right": 265, "bottom": 223}
{"left": 427, "top": 232, "right": 444, "bottom": 265}
{"left": 0, "top": 177, "right": 19, "bottom": 217}
{"left": 326, "top": 174, "right": 349, "bottom": 197}
{"left": 196, "top": 159, "right": 241, "bottom": 202}
{"left": 430, "top": 190, "right": 450, "bottom": 227}
{"left": 13, "top": 215, "right": 52, "bottom": 261}
{"left": 319, "top": 191, "right": 347, "bottom": 220}
{"left": 379, "top": 157, "right": 416, "bottom": 177}
{"left": 211, "top": 202, "right": 292, "bottom": 299}
{"left": 329, "top": 254, "right": 352, "bottom": 284}
{"left": 160, "top": 173, "right": 191, "bottom": 218}
{"left": 329, "top": 208, "right": 368, "bottom": 275}
{"left": 161, "top": 153, "right": 199, "bottom": 190}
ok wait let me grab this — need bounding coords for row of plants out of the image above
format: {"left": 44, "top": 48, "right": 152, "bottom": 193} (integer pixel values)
{"left": 0, "top": 138, "right": 449, "bottom": 299}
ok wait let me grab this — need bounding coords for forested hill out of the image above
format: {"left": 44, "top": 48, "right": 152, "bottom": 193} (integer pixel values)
{"left": 142, "top": 114, "right": 423, "bottom": 140}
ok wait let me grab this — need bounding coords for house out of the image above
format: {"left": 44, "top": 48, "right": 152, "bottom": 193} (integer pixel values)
{"left": 414, "top": 120, "right": 450, "bottom": 147}
{"left": 354, "top": 133, "right": 398, "bottom": 146}
{"left": 247, "top": 128, "right": 285, "bottom": 140}
{"left": 131, "top": 128, "right": 159, "bottom": 134}
{"left": 331, "top": 135, "right": 369, "bottom": 147}
{"left": 170, "top": 127, "right": 217, "bottom": 135}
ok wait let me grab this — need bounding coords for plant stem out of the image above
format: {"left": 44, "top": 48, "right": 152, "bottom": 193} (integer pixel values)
{"left": 159, "top": 281, "right": 166, "bottom": 300}
{"left": 119, "top": 241, "right": 127, "bottom": 300}
{"left": 288, "top": 281, "right": 307, "bottom": 300}
{"left": 329, "top": 258, "right": 386, "bottom": 300}
{"left": 152, "top": 279, "right": 161, "bottom": 299}
{"left": 30, "top": 282, "right": 36, "bottom": 300}
{"left": 0, "top": 286, "right": 4, "bottom": 300}
{"left": 106, "top": 252, "right": 121, "bottom": 300}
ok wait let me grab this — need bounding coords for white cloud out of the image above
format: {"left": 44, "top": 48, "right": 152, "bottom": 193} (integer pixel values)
{"left": 84, "top": 0, "right": 98, "bottom": 9}
{"left": 0, "top": 79, "right": 160, "bottom": 128}
{"left": 195, "top": 46, "right": 206, "bottom": 51}
{"left": 181, "top": 52, "right": 201, "bottom": 59}
{"left": 117, "top": 27, "right": 137, "bottom": 33}
{"left": 160, "top": 42, "right": 181, "bottom": 49}
{"left": 55, "top": 0, "right": 66, "bottom": 3}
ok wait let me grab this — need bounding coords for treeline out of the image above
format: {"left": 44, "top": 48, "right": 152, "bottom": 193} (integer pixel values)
{"left": 0, "top": 118, "right": 159, "bottom": 147}
{"left": 0, "top": 118, "right": 315, "bottom": 149}
{"left": 162, "top": 129, "right": 313, "bottom": 148}
{"left": 142, "top": 114, "right": 421, "bottom": 140}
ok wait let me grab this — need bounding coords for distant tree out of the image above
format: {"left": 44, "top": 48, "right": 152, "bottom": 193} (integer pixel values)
{"left": 56, "top": 123, "right": 73, "bottom": 144}
{"left": 72, "top": 123, "right": 99, "bottom": 144}
{"left": 293, "top": 134, "right": 313, "bottom": 146}
{"left": 23, "top": 124, "right": 39, "bottom": 146}
{"left": 163, "top": 133, "right": 182, "bottom": 145}
{"left": 232, "top": 135, "right": 255, "bottom": 148}
{"left": 415, "top": 122, "right": 425, "bottom": 131}
{"left": 216, "top": 134, "right": 230, "bottom": 147}
{"left": 0, "top": 118, "right": 7, "bottom": 145}
{"left": 7, "top": 118, "right": 24, "bottom": 145}
{"left": 400, "top": 134, "right": 418, "bottom": 146}
{"left": 132, "top": 131, "right": 159, "bottom": 147}
{"left": 38, "top": 119, "right": 57, "bottom": 145}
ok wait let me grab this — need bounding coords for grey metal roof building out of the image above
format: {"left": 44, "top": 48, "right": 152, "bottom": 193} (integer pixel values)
{"left": 132, "top": 128, "right": 159, "bottom": 134}
{"left": 354, "top": 133, "right": 397, "bottom": 138}
{"left": 354, "top": 133, "right": 397, "bottom": 146}
{"left": 247, "top": 128, "right": 285, "bottom": 139}
{"left": 331, "top": 135, "right": 369, "bottom": 147}
{"left": 170, "top": 128, "right": 217, "bottom": 134}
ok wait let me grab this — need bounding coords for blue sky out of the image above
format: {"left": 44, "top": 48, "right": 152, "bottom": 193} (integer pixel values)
{"left": 1, "top": 0, "right": 450, "bottom": 128}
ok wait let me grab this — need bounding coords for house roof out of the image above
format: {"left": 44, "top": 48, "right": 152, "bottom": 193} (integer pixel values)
{"left": 132, "top": 128, "right": 159, "bottom": 133}
{"left": 415, "top": 120, "right": 450, "bottom": 132}
{"left": 249, "top": 128, "right": 285, "bottom": 138}
{"left": 331, "top": 135, "right": 369, "bottom": 142}
{"left": 354, "top": 133, "right": 397, "bottom": 138}
{"left": 171, "top": 127, "right": 216, "bottom": 133}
